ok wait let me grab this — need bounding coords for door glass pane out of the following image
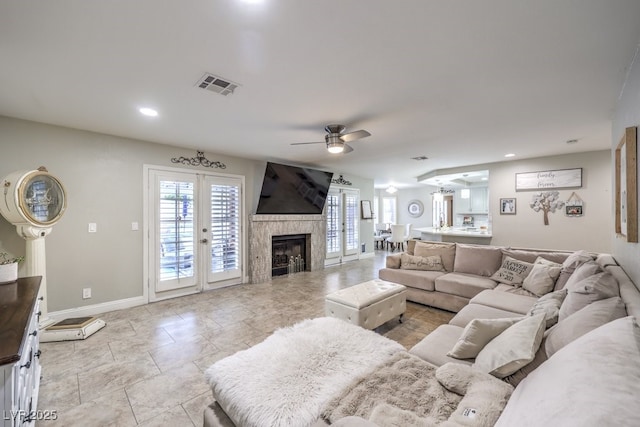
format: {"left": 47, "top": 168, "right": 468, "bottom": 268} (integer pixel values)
{"left": 210, "top": 183, "right": 240, "bottom": 273}
{"left": 344, "top": 192, "right": 359, "bottom": 251}
{"left": 326, "top": 193, "right": 340, "bottom": 254}
{"left": 159, "top": 180, "right": 194, "bottom": 281}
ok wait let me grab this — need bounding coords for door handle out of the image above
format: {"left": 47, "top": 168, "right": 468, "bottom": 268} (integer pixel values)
{"left": 200, "top": 238, "right": 208, "bottom": 244}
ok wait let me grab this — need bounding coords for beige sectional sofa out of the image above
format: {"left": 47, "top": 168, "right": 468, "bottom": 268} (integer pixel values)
{"left": 205, "top": 240, "right": 640, "bottom": 426}
{"left": 379, "top": 240, "right": 580, "bottom": 312}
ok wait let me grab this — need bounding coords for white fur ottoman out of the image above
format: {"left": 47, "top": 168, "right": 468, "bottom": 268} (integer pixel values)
{"left": 325, "top": 279, "right": 407, "bottom": 329}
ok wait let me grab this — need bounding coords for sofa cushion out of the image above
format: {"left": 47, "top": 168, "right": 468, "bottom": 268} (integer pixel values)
{"left": 385, "top": 253, "right": 402, "bottom": 269}
{"left": 378, "top": 268, "right": 443, "bottom": 292}
{"left": 555, "top": 249, "right": 594, "bottom": 290}
{"left": 474, "top": 313, "right": 546, "bottom": 378}
{"left": 453, "top": 244, "right": 503, "bottom": 277}
{"left": 414, "top": 241, "right": 456, "bottom": 272}
{"left": 493, "top": 283, "right": 538, "bottom": 297}
{"left": 447, "top": 317, "right": 523, "bottom": 359}
{"left": 450, "top": 303, "right": 525, "bottom": 328}
{"left": 545, "top": 296, "right": 627, "bottom": 357}
{"left": 469, "top": 289, "right": 537, "bottom": 315}
{"left": 400, "top": 253, "right": 445, "bottom": 271}
{"left": 490, "top": 256, "right": 534, "bottom": 286}
{"left": 527, "top": 289, "right": 567, "bottom": 328}
{"left": 409, "top": 324, "right": 472, "bottom": 368}
{"left": 435, "top": 273, "right": 498, "bottom": 299}
{"left": 495, "top": 316, "right": 640, "bottom": 427}
{"left": 522, "top": 263, "right": 562, "bottom": 297}
{"left": 559, "top": 271, "right": 620, "bottom": 321}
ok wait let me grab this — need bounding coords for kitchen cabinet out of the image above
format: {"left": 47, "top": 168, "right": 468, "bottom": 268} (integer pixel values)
{"left": 1, "top": 277, "right": 42, "bottom": 427}
{"left": 455, "top": 187, "right": 488, "bottom": 214}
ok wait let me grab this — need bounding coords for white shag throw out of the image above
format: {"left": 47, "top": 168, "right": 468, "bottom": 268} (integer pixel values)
{"left": 205, "top": 317, "right": 405, "bottom": 427}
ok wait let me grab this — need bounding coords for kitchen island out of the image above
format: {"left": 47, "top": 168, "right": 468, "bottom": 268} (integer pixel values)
{"left": 414, "top": 226, "right": 492, "bottom": 245}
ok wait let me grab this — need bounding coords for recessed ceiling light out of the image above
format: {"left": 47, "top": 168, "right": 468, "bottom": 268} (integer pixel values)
{"left": 139, "top": 107, "right": 158, "bottom": 117}
{"left": 566, "top": 139, "right": 579, "bottom": 144}
{"left": 504, "top": 153, "right": 515, "bottom": 158}
{"left": 411, "top": 156, "right": 429, "bottom": 161}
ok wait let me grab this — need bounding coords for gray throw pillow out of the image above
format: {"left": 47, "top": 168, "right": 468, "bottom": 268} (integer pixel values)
{"left": 491, "top": 256, "right": 534, "bottom": 286}
{"left": 400, "top": 253, "right": 445, "bottom": 271}
{"left": 527, "top": 289, "right": 567, "bottom": 328}
{"left": 522, "top": 263, "right": 562, "bottom": 297}
{"left": 545, "top": 296, "right": 627, "bottom": 357}
{"left": 558, "top": 272, "right": 620, "bottom": 321}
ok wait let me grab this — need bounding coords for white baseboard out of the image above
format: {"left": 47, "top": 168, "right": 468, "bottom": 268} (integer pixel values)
{"left": 48, "top": 295, "right": 147, "bottom": 321}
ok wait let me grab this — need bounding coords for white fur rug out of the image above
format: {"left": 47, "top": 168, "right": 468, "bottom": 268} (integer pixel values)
{"left": 205, "top": 317, "right": 404, "bottom": 427}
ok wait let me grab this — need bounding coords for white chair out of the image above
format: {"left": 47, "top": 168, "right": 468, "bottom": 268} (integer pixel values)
{"left": 373, "top": 223, "right": 388, "bottom": 249}
{"left": 404, "top": 223, "right": 413, "bottom": 246}
{"left": 386, "top": 224, "right": 406, "bottom": 251}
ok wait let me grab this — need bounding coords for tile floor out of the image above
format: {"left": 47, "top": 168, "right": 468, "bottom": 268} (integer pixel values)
{"left": 36, "top": 251, "right": 453, "bottom": 426}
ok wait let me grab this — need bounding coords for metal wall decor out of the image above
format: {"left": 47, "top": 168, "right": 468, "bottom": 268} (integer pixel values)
{"left": 332, "top": 174, "right": 352, "bottom": 185}
{"left": 171, "top": 151, "right": 227, "bottom": 169}
{"left": 530, "top": 191, "right": 564, "bottom": 225}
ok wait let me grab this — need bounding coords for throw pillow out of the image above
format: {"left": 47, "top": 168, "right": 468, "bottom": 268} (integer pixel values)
{"left": 558, "top": 271, "right": 620, "bottom": 321}
{"left": 545, "top": 296, "right": 627, "bottom": 357}
{"left": 495, "top": 317, "right": 640, "bottom": 427}
{"left": 527, "top": 288, "right": 567, "bottom": 328}
{"left": 521, "top": 263, "right": 562, "bottom": 296}
{"left": 453, "top": 244, "right": 503, "bottom": 277}
{"left": 399, "top": 253, "right": 445, "bottom": 271}
{"left": 447, "top": 317, "right": 523, "bottom": 360}
{"left": 555, "top": 249, "right": 593, "bottom": 290}
{"left": 534, "top": 256, "right": 562, "bottom": 267}
{"left": 414, "top": 242, "right": 456, "bottom": 272}
{"left": 474, "top": 313, "right": 546, "bottom": 379}
{"left": 562, "top": 260, "right": 602, "bottom": 289}
{"left": 490, "top": 256, "right": 534, "bottom": 286}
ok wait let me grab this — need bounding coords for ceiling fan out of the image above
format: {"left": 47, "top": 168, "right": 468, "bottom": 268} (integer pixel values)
{"left": 291, "top": 124, "right": 371, "bottom": 154}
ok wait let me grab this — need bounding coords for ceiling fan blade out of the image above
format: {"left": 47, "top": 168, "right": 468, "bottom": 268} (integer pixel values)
{"left": 290, "top": 141, "right": 324, "bottom": 146}
{"left": 342, "top": 144, "right": 354, "bottom": 153}
{"left": 339, "top": 129, "right": 371, "bottom": 142}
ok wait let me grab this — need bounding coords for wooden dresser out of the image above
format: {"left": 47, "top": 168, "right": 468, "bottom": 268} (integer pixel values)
{"left": 0, "top": 277, "right": 42, "bottom": 427}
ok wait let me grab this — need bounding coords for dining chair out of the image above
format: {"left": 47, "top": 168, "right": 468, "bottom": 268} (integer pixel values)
{"left": 404, "top": 223, "right": 413, "bottom": 246}
{"left": 374, "top": 223, "right": 388, "bottom": 249}
{"left": 386, "top": 224, "right": 406, "bottom": 251}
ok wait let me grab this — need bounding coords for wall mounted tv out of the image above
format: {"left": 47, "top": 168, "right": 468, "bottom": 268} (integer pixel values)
{"left": 256, "top": 162, "right": 334, "bottom": 214}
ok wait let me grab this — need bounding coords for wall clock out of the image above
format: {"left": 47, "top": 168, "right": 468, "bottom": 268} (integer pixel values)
{"left": 407, "top": 199, "right": 424, "bottom": 218}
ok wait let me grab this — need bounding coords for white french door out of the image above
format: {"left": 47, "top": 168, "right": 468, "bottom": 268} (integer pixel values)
{"left": 325, "top": 187, "right": 360, "bottom": 266}
{"left": 146, "top": 167, "right": 244, "bottom": 302}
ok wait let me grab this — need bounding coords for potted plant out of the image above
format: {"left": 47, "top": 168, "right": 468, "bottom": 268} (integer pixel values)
{"left": 0, "top": 252, "right": 24, "bottom": 284}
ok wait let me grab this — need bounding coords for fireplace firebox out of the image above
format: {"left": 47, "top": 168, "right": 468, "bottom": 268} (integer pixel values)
{"left": 272, "top": 234, "right": 309, "bottom": 277}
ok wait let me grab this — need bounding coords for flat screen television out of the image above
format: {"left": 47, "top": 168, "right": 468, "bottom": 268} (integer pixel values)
{"left": 256, "top": 162, "right": 334, "bottom": 214}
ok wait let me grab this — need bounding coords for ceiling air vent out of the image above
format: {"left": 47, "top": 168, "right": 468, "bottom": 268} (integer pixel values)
{"left": 195, "top": 73, "right": 239, "bottom": 96}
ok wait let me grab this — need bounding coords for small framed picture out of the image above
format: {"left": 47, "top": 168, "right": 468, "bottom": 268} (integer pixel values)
{"left": 566, "top": 204, "right": 583, "bottom": 216}
{"left": 500, "top": 198, "right": 516, "bottom": 215}
{"left": 361, "top": 200, "right": 373, "bottom": 219}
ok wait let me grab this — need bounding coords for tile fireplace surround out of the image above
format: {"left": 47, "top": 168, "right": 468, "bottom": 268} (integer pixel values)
{"left": 248, "top": 214, "right": 327, "bottom": 284}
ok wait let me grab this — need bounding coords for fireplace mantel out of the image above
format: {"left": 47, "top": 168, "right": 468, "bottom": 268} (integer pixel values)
{"left": 248, "top": 214, "right": 326, "bottom": 284}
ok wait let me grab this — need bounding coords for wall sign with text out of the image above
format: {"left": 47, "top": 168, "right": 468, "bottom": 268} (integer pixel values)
{"left": 515, "top": 168, "right": 582, "bottom": 191}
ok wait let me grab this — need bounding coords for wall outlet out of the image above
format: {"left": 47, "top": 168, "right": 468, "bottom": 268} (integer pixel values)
{"left": 82, "top": 288, "right": 92, "bottom": 299}
{"left": 88, "top": 223, "right": 97, "bottom": 233}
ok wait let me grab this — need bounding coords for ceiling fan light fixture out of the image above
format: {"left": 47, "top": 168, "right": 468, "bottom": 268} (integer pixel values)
{"left": 327, "top": 143, "right": 344, "bottom": 154}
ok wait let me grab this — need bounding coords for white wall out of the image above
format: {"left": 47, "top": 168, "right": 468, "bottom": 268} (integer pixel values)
{"left": 0, "top": 116, "right": 374, "bottom": 312}
{"left": 612, "top": 45, "right": 640, "bottom": 285}
{"left": 388, "top": 150, "right": 611, "bottom": 252}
